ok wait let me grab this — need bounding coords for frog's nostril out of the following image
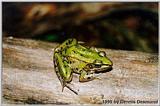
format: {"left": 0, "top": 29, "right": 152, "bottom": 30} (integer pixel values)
{"left": 109, "top": 63, "right": 113, "bottom": 67}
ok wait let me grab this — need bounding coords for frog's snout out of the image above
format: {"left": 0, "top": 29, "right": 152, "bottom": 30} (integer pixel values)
{"left": 101, "top": 64, "right": 112, "bottom": 68}
{"left": 108, "top": 64, "right": 112, "bottom": 67}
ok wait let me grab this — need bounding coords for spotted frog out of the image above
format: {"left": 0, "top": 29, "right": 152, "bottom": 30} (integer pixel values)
{"left": 53, "top": 38, "right": 113, "bottom": 94}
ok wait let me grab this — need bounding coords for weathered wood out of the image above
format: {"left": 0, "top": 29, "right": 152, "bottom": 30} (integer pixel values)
{"left": 2, "top": 37, "right": 158, "bottom": 104}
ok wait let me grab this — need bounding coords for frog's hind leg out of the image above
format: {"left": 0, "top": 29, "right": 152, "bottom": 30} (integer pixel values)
{"left": 53, "top": 53, "right": 78, "bottom": 95}
{"left": 54, "top": 58, "right": 76, "bottom": 94}
{"left": 53, "top": 55, "right": 65, "bottom": 91}
{"left": 55, "top": 38, "right": 77, "bottom": 52}
{"left": 61, "top": 80, "right": 78, "bottom": 95}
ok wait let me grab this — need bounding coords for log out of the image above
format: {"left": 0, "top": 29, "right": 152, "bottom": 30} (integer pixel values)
{"left": 2, "top": 37, "right": 158, "bottom": 105}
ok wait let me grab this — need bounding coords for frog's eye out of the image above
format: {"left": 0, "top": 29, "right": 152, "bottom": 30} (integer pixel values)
{"left": 93, "top": 59, "right": 103, "bottom": 64}
{"left": 89, "top": 64, "right": 93, "bottom": 69}
{"left": 98, "top": 51, "right": 106, "bottom": 57}
{"left": 88, "top": 64, "right": 94, "bottom": 69}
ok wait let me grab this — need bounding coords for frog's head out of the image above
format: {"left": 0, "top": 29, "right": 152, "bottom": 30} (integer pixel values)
{"left": 98, "top": 51, "right": 113, "bottom": 65}
{"left": 87, "top": 51, "right": 113, "bottom": 72}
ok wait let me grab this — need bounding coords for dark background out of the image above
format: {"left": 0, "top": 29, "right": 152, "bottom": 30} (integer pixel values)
{"left": 2, "top": 2, "right": 158, "bottom": 53}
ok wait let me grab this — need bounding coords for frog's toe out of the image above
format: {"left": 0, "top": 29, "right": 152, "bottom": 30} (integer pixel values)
{"left": 95, "top": 77, "right": 101, "bottom": 80}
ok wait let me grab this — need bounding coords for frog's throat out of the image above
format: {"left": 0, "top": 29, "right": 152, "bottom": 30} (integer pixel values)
{"left": 90, "top": 65, "right": 112, "bottom": 72}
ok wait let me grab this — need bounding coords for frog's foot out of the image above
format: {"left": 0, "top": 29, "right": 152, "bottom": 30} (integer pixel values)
{"left": 61, "top": 82, "right": 65, "bottom": 92}
{"left": 79, "top": 70, "right": 98, "bottom": 82}
{"left": 94, "top": 77, "right": 101, "bottom": 80}
{"left": 62, "top": 82, "right": 78, "bottom": 95}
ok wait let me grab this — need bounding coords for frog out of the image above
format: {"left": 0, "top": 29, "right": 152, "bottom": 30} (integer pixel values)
{"left": 53, "top": 38, "right": 113, "bottom": 95}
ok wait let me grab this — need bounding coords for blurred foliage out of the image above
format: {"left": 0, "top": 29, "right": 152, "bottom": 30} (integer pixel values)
{"left": 3, "top": 2, "right": 158, "bottom": 53}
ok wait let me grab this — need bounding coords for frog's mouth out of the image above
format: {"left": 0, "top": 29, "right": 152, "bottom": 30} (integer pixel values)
{"left": 87, "top": 64, "right": 112, "bottom": 73}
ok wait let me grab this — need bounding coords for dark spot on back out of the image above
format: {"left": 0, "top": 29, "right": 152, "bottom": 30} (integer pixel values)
{"left": 68, "top": 39, "right": 72, "bottom": 44}
{"left": 87, "top": 77, "right": 91, "bottom": 79}
{"left": 66, "top": 42, "right": 69, "bottom": 45}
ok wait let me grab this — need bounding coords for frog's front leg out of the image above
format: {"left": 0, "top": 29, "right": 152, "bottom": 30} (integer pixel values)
{"left": 79, "top": 70, "right": 97, "bottom": 82}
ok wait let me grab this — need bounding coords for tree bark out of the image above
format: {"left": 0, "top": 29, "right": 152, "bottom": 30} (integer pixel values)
{"left": 2, "top": 37, "right": 158, "bottom": 104}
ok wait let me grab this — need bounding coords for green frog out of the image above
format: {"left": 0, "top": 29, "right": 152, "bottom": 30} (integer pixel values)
{"left": 53, "top": 38, "right": 113, "bottom": 94}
